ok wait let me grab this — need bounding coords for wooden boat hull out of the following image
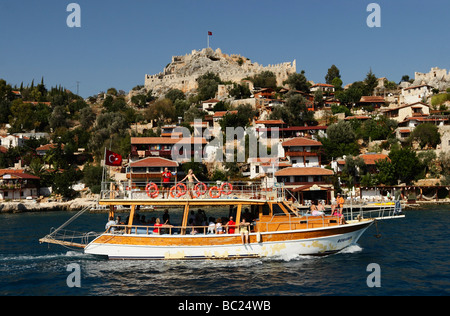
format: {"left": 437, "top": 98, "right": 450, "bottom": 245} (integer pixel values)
{"left": 84, "top": 220, "right": 373, "bottom": 260}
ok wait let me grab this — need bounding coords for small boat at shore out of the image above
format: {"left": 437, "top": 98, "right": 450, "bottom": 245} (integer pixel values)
{"left": 40, "top": 181, "right": 404, "bottom": 260}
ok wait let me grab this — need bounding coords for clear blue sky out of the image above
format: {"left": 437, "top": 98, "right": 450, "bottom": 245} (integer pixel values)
{"left": 0, "top": 0, "right": 449, "bottom": 98}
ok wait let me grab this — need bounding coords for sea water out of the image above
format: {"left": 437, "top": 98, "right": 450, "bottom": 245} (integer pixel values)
{"left": 0, "top": 206, "right": 449, "bottom": 296}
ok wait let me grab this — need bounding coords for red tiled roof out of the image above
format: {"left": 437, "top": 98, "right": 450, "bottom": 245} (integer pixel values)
{"left": 0, "top": 169, "right": 40, "bottom": 180}
{"left": 131, "top": 137, "right": 207, "bottom": 145}
{"left": 130, "top": 157, "right": 179, "bottom": 168}
{"left": 311, "top": 83, "right": 334, "bottom": 88}
{"left": 359, "top": 96, "right": 385, "bottom": 103}
{"left": 275, "top": 167, "right": 333, "bottom": 176}
{"left": 202, "top": 98, "right": 219, "bottom": 103}
{"left": 36, "top": 143, "right": 64, "bottom": 151}
{"left": 213, "top": 110, "right": 238, "bottom": 118}
{"left": 254, "top": 120, "right": 285, "bottom": 125}
{"left": 359, "top": 154, "right": 390, "bottom": 165}
{"left": 282, "top": 137, "right": 322, "bottom": 147}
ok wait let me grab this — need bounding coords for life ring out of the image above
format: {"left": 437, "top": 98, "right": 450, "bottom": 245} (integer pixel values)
{"left": 145, "top": 182, "right": 159, "bottom": 198}
{"left": 170, "top": 183, "right": 187, "bottom": 198}
{"left": 220, "top": 182, "right": 233, "bottom": 195}
{"left": 195, "top": 182, "right": 207, "bottom": 196}
{"left": 169, "top": 186, "right": 177, "bottom": 198}
{"left": 209, "top": 186, "right": 221, "bottom": 198}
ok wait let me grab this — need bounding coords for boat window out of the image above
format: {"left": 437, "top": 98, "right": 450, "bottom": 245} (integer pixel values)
{"left": 262, "top": 204, "right": 271, "bottom": 216}
{"left": 272, "top": 204, "right": 286, "bottom": 216}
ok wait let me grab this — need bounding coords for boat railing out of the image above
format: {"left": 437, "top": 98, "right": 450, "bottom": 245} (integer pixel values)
{"left": 100, "top": 181, "right": 285, "bottom": 202}
{"left": 341, "top": 200, "right": 403, "bottom": 221}
{"left": 105, "top": 213, "right": 340, "bottom": 237}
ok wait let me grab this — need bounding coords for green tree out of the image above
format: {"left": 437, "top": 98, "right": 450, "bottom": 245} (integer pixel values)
{"left": 319, "top": 121, "right": 359, "bottom": 163}
{"left": 165, "top": 89, "right": 185, "bottom": 103}
{"left": 250, "top": 71, "right": 277, "bottom": 89}
{"left": 283, "top": 71, "right": 309, "bottom": 92}
{"left": 364, "top": 69, "right": 378, "bottom": 95}
{"left": 375, "top": 158, "right": 397, "bottom": 185}
{"left": 408, "top": 123, "right": 441, "bottom": 149}
{"left": 144, "top": 98, "right": 176, "bottom": 124}
{"left": 389, "top": 147, "right": 423, "bottom": 184}
{"left": 83, "top": 164, "right": 104, "bottom": 194}
{"left": 325, "top": 65, "right": 341, "bottom": 84}
{"left": 197, "top": 72, "right": 222, "bottom": 100}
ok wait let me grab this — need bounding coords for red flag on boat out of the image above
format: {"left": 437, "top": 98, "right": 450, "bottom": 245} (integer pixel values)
{"left": 105, "top": 150, "right": 122, "bottom": 166}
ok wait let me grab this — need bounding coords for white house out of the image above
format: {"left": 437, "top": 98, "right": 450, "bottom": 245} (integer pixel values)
{"left": 0, "top": 135, "right": 26, "bottom": 149}
{"left": 401, "top": 84, "right": 433, "bottom": 104}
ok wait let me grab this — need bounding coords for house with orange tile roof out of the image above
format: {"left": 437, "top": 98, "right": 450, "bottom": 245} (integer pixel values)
{"left": 0, "top": 169, "right": 40, "bottom": 200}
{"left": 126, "top": 157, "right": 179, "bottom": 183}
{"left": 281, "top": 137, "right": 323, "bottom": 167}
{"left": 130, "top": 136, "right": 208, "bottom": 162}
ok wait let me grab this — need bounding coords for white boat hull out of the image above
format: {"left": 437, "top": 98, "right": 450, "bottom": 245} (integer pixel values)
{"left": 84, "top": 221, "right": 373, "bottom": 260}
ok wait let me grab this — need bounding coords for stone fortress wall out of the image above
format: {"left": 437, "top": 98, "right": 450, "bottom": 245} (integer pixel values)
{"left": 144, "top": 48, "right": 296, "bottom": 97}
{"left": 413, "top": 67, "right": 450, "bottom": 91}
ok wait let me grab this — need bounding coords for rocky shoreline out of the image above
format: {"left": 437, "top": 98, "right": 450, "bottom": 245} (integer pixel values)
{"left": 0, "top": 198, "right": 98, "bottom": 213}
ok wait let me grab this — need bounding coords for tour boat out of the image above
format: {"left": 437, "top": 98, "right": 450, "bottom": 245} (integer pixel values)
{"left": 40, "top": 181, "right": 404, "bottom": 260}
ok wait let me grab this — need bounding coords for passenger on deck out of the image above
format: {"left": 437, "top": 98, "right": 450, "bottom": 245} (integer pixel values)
{"left": 208, "top": 217, "right": 216, "bottom": 234}
{"left": 163, "top": 209, "right": 170, "bottom": 225}
{"left": 153, "top": 218, "right": 163, "bottom": 234}
{"left": 226, "top": 216, "right": 236, "bottom": 234}
{"left": 215, "top": 218, "right": 224, "bottom": 234}
{"left": 105, "top": 216, "right": 117, "bottom": 231}
{"left": 153, "top": 218, "right": 173, "bottom": 235}
{"left": 312, "top": 201, "right": 325, "bottom": 216}
{"left": 161, "top": 168, "right": 174, "bottom": 199}
{"left": 239, "top": 218, "right": 250, "bottom": 244}
{"left": 309, "top": 201, "right": 317, "bottom": 214}
{"left": 242, "top": 208, "right": 253, "bottom": 222}
{"left": 188, "top": 218, "right": 198, "bottom": 235}
{"left": 180, "top": 169, "right": 199, "bottom": 199}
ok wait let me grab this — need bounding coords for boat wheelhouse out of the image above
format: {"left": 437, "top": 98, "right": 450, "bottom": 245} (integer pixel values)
{"left": 40, "top": 181, "right": 404, "bottom": 260}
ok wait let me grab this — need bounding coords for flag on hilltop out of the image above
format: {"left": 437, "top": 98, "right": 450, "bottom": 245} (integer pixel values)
{"left": 105, "top": 150, "right": 122, "bottom": 166}
{"left": 208, "top": 31, "right": 212, "bottom": 36}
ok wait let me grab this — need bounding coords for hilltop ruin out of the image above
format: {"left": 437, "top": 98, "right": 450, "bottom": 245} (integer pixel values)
{"left": 144, "top": 48, "right": 296, "bottom": 97}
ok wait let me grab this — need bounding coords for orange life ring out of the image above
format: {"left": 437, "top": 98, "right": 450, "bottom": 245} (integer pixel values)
{"left": 169, "top": 186, "right": 177, "bottom": 198}
{"left": 145, "top": 182, "right": 159, "bottom": 198}
{"left": 195, "top": 182, "right": 207, "bottom": 196}
{"left": 209, "top": 186, "right": 221, "bottom": 198}
{"left": 174, "top": 183, "right": 187, "bottom": 198}
{"left": 220, "top": 182, "right": 233, "bottom": 195}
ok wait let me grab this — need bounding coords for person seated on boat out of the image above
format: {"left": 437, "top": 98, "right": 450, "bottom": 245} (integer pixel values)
{"left": 215, "top": 218, "right": 224, "bottom": 234}
{"left": 115, "top": 216, "right": 125, "bottom": 230}
{"left": 195, "top": 209, "right": 206, "bottom": 226}
{"left": 208, "top": 217, "right": 216, "bottom": 234}
{"left": 225, "top": 216, "right": 236, "bottom": 234}
{"left": 188, "top": 218, "right": 198, "bottom": 235}
{"left": 105, "top": 216, "right": 117, "bottom": 232}
{"left": 239, "top": 218, "right": 251, "bottom": 244}
{"left": 180, "top": 169, "right": 199, "bottom": 199}
{"left": 312, "top": 201, "right": 325, "bottom": 216}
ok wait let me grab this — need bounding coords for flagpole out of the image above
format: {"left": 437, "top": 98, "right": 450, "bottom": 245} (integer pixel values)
{"left": 207, "top": 33, "right": 209, "bottom": 48}
{"left": 102, "top": 146, "right": 106, "bottom": 183}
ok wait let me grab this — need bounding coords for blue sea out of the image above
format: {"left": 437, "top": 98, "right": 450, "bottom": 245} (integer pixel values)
{"left": 0, "top": 206, "right": 449, "bottom": 296}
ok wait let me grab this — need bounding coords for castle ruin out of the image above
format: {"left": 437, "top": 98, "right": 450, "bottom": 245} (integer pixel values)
{"left": 144, "top": 48, "right": 296, "bottom": 97}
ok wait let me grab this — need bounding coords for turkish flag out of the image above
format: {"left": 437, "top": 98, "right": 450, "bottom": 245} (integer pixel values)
{"left": 105, "top": 150, "right": 122, "bottom": 166}
{"left": 208, "top": 31, "right": 212, "bottom": 36}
